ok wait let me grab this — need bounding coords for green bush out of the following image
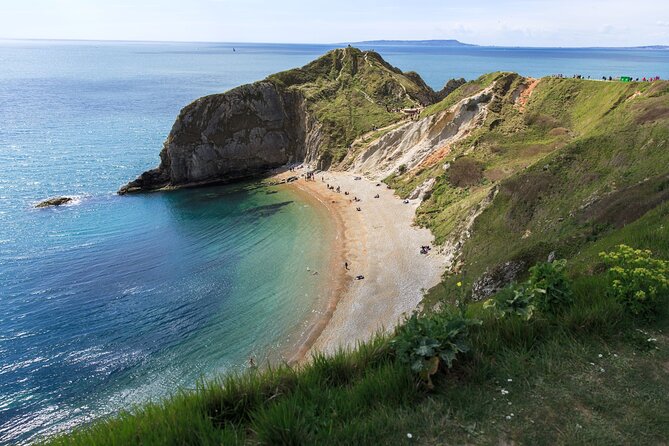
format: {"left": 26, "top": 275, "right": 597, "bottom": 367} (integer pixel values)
{"left": 484, "top": 283, "right": 535, "bottom": 320}
{"left": 600, "top": 245, "right": 669, "bottom": 317}
{"left": 528, "top": 259, "right": 574, "bottom": 315}
{"left": 391, "top": 312, "right": 480, "bottom": 388}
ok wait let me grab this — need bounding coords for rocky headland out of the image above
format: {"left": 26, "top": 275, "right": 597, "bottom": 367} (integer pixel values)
{"left": 119, "top": 48, "right": 438, "bottom": 194}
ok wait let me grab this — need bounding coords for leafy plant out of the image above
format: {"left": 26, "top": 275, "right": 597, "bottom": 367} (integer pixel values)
{"left": 600, "top": 245, "right": 669, "bottom": 317}
{"left": 484, "top": 283, "right": 535, "bottom": 320}
{"left": 528, "top": 259, "right": 574, "bottom": 315}
{"left": 391, "top": 312, "right": 480, "bottom": 388}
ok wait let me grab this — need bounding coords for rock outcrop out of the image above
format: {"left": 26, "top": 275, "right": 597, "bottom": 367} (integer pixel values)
{"left": 348, "top": 87, "right": 494, "bottom": 180}
{"left": 119, "top": 48, "right": 437, "bottom": 194}
{"left": 119, "top": 82, "right": 311, "bottom": 194}
{"left": 35, "top": 197, "right": 72, "bottom": 208}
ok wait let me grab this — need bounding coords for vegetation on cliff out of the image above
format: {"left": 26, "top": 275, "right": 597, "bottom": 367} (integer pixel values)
{"left": 268, "top": 47, "right": 436, "bottom": 166}
{"left": 58, "top": 52, "right": 669, "bottom": 444}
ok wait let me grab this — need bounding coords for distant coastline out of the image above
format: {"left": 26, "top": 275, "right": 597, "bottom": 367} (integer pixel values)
{"left": 1, "top": 37, "right": 667, "bottom": 50}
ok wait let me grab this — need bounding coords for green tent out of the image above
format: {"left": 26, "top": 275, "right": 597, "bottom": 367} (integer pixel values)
{"left": 620, "top": 76, "right": 632, "bottom": 82}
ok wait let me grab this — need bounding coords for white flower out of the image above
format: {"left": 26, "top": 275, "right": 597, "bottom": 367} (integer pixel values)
{"left": 407, "top": 433, "right": 413, "bottom": 439}
{"left": 505, "top": 415, "right": 512, "bottom": 420}
{"left": 507, "top": 378, "right": 513, "bottom": 382}
{"left": 600, "top": 368, "right": 605, "bottom": 373}
{"left": 598, "top": 354, "right": 603, "bottom": 358}
{"left": 508, "top": 402, "right": 512, "bottom": 405}
{"left": 510, "top": 413, "right": 514, "bottom": 417}
{"left": 647, "top": 338, "right": 657, "bottom": 342}
{"left": 501, "top": 388, "right": 509, "bottom": 395}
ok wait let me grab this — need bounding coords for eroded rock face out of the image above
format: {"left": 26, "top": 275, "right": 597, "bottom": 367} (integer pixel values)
{"left": 349, "top": 87, "right": 493, "bottom": 180}
{"left": 35, "top": 197, "right": 72, "bottom": 208}
{"left": 119, "top": 82, "right": 312, "bottom": 194}
{"left": 119, "top": 48, "right": 438, "bottom": 194}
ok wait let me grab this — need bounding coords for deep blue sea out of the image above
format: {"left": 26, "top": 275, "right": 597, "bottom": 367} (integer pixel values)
{"left": 0, "top": 40, "right": 667, "bottom": 444}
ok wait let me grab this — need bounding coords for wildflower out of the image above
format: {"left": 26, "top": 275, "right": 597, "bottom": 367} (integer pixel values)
{"left": 505, "top": 415, "right": 512, "bottom": 420}
{"left": 507, "top": 378, "right": 513, "bottom": 382}
{"left": 407, "top": 433, "right": 413, "bottom": 439}
{"left": 501, "top": 388, "right": 509, "bottom": 395}
{"left": 508, "top": 401, "right": 512, "bottom": 405}
{"left": 599, "top": 368, "right": 605, "bottom": 373}
{"left": 647, "top": 338, "right": 657, "bottom": 342}
{"left": 598, "top": 354, "right": 603, "bottom": 358}
{"left": 457, "top": 281, "right": 462, "bottom": 287}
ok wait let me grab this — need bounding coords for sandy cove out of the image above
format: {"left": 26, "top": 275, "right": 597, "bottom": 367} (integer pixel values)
{"left": 274, "top": 168, "right": 447, "bottom": 362}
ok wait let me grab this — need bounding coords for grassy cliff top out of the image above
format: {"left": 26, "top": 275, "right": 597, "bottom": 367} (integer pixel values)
{"left": 267, "top": 47, "right": 438, "bottom": 164}
{"left": 386, "top": 74, "right": 669, "bottom": 307}
{"left": 47, "top": 71, "right": 669, "bottom": 445}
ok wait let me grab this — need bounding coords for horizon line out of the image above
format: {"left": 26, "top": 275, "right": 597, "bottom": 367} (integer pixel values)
{"left": 0, "top": 37, "right": 667, "bottom": 50}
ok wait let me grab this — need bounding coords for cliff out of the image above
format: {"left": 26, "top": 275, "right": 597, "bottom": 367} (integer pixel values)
{"left": 119, "top": 47, "right": 437, "bottom": 194}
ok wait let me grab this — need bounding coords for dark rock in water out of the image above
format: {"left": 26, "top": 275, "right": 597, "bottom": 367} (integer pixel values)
{"left": 35, "top": 197, "right": 72, "bottom": 208}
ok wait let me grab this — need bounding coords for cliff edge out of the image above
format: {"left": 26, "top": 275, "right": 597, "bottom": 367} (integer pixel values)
{"left": 119, "top": 47, "right": 438, "bottom": 194}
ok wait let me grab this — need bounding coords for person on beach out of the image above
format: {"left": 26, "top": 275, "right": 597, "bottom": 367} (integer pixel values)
{"left": 345, "top": 262, "right": 349, "bottom": 270}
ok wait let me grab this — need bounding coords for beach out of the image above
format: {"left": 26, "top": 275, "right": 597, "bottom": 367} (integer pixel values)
{"left": 275, "top": 168, "right": 447, "bottom": 362}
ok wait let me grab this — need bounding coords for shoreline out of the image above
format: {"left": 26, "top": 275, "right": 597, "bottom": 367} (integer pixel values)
{"left": 272, "top": 167, "right": 447, "bottom": 363}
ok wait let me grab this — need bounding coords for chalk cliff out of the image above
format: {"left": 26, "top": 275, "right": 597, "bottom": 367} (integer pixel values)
{"left": 119, "top": 47, "right": 437, "bottom": 193}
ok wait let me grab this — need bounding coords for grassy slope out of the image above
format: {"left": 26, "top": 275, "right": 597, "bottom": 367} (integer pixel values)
{"left": 48, "top": 77, "right": 669, "bottom": 445}
{"left": 423, "top": 79, "right": 669, "bottom": 307}
{"left": 48, "top": 229, "right": 669, "bottom": 445}
{"left": 268, "top": 48, "right": 435, "bottom": 165}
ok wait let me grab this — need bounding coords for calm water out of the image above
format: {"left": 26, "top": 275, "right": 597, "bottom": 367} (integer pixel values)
{"left": 0, "top": 40, "right": 668, "bottom": 444}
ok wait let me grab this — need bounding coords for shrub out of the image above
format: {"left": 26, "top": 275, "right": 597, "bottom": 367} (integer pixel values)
{"left": 398, "top": 164, "right": 408, "bottom": 174}
{"left": 391, "top": 312, "right": 480, "bottom": 388}
{"left": 446, "top": 157, "right": 485, "bottom": 188}
{"left": 528, "top": 259, "right": 574, "bottom": 315}
{"left": 600, "top": 245, "right": 669, "bottom": 317}
{"left": 484, "top": 283, "right": 535, "bottom": 320}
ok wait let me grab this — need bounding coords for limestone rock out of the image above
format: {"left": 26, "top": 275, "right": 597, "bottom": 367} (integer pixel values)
{"left": 35, "top": 197, "right": 72, "bottom": 208}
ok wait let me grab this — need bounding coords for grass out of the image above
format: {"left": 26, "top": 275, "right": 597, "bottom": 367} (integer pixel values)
{"left": 268, "top": 47, "right": 434, "bottom": 161}
{"left": 46, "top": 73, "right": 669, "bottom": 445}
{"left": 47, "top": 244, "right": 669, "bottom": 445}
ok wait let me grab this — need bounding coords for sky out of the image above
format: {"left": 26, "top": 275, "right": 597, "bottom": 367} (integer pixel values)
{"left": 1, "top": 0, "right": 668, "bottom": 47}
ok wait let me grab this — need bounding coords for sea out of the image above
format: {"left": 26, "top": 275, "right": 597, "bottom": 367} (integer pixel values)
{"left": 1, "top": 39, "right": 668, "bottom": 444}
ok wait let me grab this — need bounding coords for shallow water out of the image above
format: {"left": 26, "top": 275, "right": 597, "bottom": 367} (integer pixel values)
{"left": 0, "top": 40, "right": 667, "bottom": 444}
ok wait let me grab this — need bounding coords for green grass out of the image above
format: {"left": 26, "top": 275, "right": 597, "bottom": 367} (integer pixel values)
{"left": 46, "top": 74, "right": 669, "bottom": 445}
{"left": 268, "top": 47, "right": 435, "bottom": 161}
{"left": 47, "top": 244, "right": 669, "bottom": 445}
{"left": 420, "top": 72, "right": 505, "bottom": 118}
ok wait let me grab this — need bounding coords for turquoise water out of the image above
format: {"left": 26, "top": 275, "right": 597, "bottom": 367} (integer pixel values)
{"left": 1, "top": 40, "right": 668, "bottom": 444}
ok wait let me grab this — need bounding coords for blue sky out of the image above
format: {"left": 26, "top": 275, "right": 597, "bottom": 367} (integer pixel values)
{"left": 1, "top": 0, "right": 668, "bottom": 46}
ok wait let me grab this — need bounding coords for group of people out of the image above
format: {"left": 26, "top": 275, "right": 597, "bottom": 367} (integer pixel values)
{"left": 552, "top": 73, "right": 662, "bottom": 82}
{"left": 420, "top": 245, "right": 432, "bottom": 255}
